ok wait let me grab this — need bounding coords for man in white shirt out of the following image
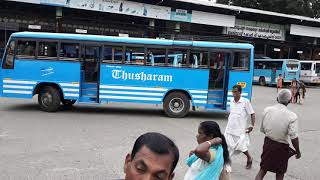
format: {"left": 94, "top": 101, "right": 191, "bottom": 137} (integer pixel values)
{"left": 255, "top": 89, "right": 301, "bottom": 180}
{"left": 225, "top": 85, "right": 255, "bottom": 170}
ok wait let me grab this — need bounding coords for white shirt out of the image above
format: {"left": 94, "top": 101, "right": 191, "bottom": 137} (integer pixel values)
{"left": 225, "top": 97, "right": 255, "bottom": 136}
{"left": 260, "top": 103, "right": 298, "bottom": 144}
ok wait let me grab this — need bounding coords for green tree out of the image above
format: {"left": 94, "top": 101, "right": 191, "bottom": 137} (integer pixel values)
{"left": 311, "top": 0, "right": 320, "bottom": 18}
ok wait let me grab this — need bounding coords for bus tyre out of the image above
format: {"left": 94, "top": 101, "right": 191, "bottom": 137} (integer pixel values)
{"left": 38, "top": 86, "right": 61, "bottom": 112}
{"left": 62, "top": 99, "right": 76, "bottom": 106}
{"left": 259, "top": 77, "right": 266, "bottom": 86}
{"left": 163, "top": 92, "right": 190, "bottom": 118}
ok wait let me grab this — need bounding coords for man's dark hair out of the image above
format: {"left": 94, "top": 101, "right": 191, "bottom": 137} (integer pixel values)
{"left": 233, "top": 84, "right": 242, "bottom": 93}
{"left": 131, "top": 132, "right": 179, "bottom": 174}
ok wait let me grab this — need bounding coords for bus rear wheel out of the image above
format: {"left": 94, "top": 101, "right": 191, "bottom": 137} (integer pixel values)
{"left": 259, "top": 77, "right": 266, "bottom": 86}
{"left": 163, "top": 92, "right": 190, "bottom": 118}
{"left": 38, "top": 86, "right": 61, "bottom": 112}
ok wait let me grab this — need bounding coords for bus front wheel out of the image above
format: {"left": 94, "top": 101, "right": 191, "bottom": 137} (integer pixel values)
{"left": 163, "top": 92, "right": 190, "bottom": 118}
{"left": 259, "top": 77, "right": 266, "bottom": 86}
{"left": 38, "top": 86, "right": 61, "bottom": 112}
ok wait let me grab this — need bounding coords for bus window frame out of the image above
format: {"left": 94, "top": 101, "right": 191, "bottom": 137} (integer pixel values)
{"left": 15, "top": 38, "right": 37, "bottom": 60}
{"left": 102, "top": 45, "right": 125, "bottom": 64}
{"left": 144, "top": 45, "right": 169, "bottom": 67}
{"left": 37, "top": 40, "right": 60, "bottom": 61}
{"left": 189, "top": 48, "right": 211, "bottom": 69}
{"left": 124, "top": 44, "right": 146, "bottom": 65}
{"left": 230, "top": 49, "right": 251, "bottom": 72}
{"left": 167, "top": 46, "right": 191, "bottom": 67}
{"left": 300, "top": 62, "right": 312, "bottom": 71}
{"left": 59, "top": 40, "right": 81, "bottom": 62}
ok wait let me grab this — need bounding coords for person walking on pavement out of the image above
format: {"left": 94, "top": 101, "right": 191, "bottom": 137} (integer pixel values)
{"left": 184, "top": 121, "right": 230, "bottom": 180}
{"left": 290, "top": 79, "right": 298, "bottom": 103}
{"left": 276, "top": 74, "right": 283, "bottom": 92}
{"left": 224, "top": 85, "right": 255, "bottom": 172}
{"left": 296, "top": 80, "right": 306, "bottom": 104}
{"left": 255, "top": 89, "right": 301, "bottom": 180}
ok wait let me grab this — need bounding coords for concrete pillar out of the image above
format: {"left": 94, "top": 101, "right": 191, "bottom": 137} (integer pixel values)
{"left": 175, "top": 22, "right": 180, "bottom": 33}
{"left": 56, "top": 7, "right": 62, "bottom": 33}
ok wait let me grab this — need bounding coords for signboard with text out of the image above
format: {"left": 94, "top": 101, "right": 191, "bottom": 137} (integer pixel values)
{"left": 225, "top": 25, "right": 285, "bottom": 41}
{"left": 170, "top": 9, "right": 192, "bottom": 22}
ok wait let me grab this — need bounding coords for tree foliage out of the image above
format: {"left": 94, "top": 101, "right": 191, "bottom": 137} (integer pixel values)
{"left": 216, "top": 0, "right": 320, "bottom": 18}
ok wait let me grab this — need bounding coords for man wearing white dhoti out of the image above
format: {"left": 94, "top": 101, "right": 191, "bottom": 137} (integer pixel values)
{"left": 225, "top": 85, "right": 255, "bottom": 171}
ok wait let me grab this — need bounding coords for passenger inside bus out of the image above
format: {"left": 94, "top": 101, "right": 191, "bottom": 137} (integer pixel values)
{"left": 209, "top": 52, "right": 225, "bottom": 89}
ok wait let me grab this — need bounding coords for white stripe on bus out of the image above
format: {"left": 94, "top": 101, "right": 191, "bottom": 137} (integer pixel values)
{"left": 64, "top": 93, "right": 79, "bottom": 97}
{"left": 3, "top": 90, "right": 32, "bottom": 94}
{"left": 100, "top": 90, "right": 164, "bottom": 96}
{"left": 3, "top": 85, "right": 33, "bottom": 90}
{"left": 63, "top": 88, "right": 79, "bottom": 92}
{"left": 100, "top": 85, "right": 167, "bottom": 92}
{"left": 192, "top": 95, "right": 207, "bottom": 99}
{"left": 59, "top": 83, "right": 79, "bottom": 87}
{"left": 99, "top": 95, "right": 161, "bottom": 101}
{"left": 193, "top": 100, "right": 207, "bottom": 104}
{"left": 189, "top": 90, "right": 208, "bottom": 94}
{"left": 3, "top": 80, "right": 37, "bottom": 85}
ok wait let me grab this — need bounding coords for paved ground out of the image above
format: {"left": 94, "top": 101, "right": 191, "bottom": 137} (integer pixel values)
{"left": 0, "top": 85, "right": 319, "bottom": 180}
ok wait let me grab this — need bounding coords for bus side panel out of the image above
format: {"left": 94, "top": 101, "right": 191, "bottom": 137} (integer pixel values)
{"left": 0, "top": 60, "right": 2, "bottom": 97}
{"left": 253, "top": 69, "right": 272, "bottom": 84}
{"left": 2, "top": 59, "right": 80, "bottom": 99}
{"left": 227, "top": 71, "right": 253, "bottom": 106}
{"left": 99, "top": 64, "right": 209, "bottom": 106}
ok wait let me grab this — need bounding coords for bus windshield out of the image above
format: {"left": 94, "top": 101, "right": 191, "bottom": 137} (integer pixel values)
{"left": 316, "top": 63, "right": 320, "bottom": 74}
{"left": 301, "top": 62, "right": 312, "bottom": 70}
{"left": 286, "top": 60, "right": 299, "bottom": 70}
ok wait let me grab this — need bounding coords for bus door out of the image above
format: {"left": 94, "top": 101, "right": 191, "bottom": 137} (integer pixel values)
{"left": 227, "top": 51, "right": 252, "bottom": 107}
{"left": 207, "top": 52, "right": 228, "bottom": 109}
{"left": 80, "top": 45, "right": 101, "bottom": 103}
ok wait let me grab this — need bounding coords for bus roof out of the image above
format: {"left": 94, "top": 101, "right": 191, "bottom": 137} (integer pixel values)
{"left": 11, "top": 32, "right": 254, "bottom": 50}
{"left": 255, "top": 58, "right": 299, "bottom": 62}
{"left": 299, "top": 60, "right": 318, "bottom": 63}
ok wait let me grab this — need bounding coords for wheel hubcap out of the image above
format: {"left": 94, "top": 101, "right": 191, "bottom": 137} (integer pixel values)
{"left": 169, "top": 98, "right": 184, "bottom": 113}
{"left": 42, "top": 93, "right": 53, "bottom": 107}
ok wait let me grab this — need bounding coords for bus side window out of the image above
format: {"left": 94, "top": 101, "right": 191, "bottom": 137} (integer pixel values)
{"left": 231, "top": 51, "right": 250, "bottom": 71}
{"left": 168, "top": 49, "right": 188, "bottom": 67}
{"left": 125, "top": 46, "right": 145, "bottom": 65}
{"left": 102, "top": 46, "right": 123, "bottom": 64}
{"left": 2, "top": 40, "right": 15, "bottom": 69}
{"left": 38, "top": 41, "right": 58, "bottom": 60}
{"left": 146, "top": 48, "right": 166, "bottom": 66}
{"left": 16, "top": 40, "right": 36, "bottom": 59}
{"left": 60, "top": 43, "right": 79, "bottom": 61}
{"left": 190, "top": 51, "right": 209, "bottom": 68}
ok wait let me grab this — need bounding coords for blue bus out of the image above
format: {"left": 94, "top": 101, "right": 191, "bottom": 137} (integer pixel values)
{"left": 0, "top": 32, "right": 254, "bottom": 118}
{"left": 253, "top": 58, "right": 300, "bottom": 86}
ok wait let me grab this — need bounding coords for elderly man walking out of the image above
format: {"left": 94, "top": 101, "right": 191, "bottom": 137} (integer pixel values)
{"left": 255, "top": 89, "right": 301, "bottom": 180}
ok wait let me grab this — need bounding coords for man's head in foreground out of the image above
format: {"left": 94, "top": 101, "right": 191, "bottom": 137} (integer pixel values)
{"left": 124, "top": 132, "right": 179, "bottom": 180}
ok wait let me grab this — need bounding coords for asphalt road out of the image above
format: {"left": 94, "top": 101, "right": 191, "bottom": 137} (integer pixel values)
{"left": 0, "top": 85, "right": 319, "bottom": 180}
